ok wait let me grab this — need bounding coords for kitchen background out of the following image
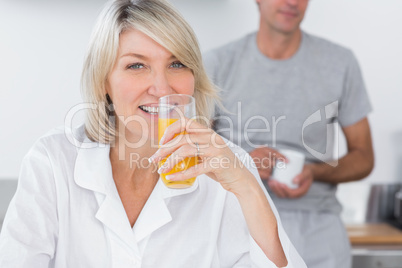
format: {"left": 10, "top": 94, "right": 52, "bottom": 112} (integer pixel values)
{"left": 0, "top": 0, "right": 402, "bottom": 226}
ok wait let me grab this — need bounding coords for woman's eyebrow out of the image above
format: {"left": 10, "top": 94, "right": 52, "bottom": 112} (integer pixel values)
{"left": 120, "top": 52, "right": 148, "bottom": 59}
{"left": 120, "top": 52, "right": 177, "bottom": 61}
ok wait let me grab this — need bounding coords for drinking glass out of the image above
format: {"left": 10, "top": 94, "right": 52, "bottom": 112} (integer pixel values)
{"left": 158, "top": 94, "right": 198, "bottom": 189}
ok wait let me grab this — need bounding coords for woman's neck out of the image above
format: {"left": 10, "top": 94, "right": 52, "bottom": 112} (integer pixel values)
{"left": 109, "top": 135, "right": 159, "bottom": 185}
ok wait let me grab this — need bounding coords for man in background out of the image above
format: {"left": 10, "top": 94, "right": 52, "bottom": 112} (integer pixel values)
{"left": 204, "top": 0, "right": 374, "bottom": 267}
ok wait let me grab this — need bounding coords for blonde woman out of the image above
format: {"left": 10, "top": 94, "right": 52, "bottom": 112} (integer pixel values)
{"left": 0, "top": 0, "right": 305, "bottom": 267}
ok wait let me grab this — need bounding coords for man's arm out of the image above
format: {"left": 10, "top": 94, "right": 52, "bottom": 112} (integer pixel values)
{"left": 269, "top": 117, "right": 374, "bottom": 198}
{"left": 310, "top": 117, "right": 374, "bottom": 184}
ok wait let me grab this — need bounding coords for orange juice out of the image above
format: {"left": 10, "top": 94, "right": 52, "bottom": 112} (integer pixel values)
{"left": 158, "top": 118, "right": 198, "bottom": 188}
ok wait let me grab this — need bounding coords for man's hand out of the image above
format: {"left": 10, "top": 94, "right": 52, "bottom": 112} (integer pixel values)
{"left": 249, "top": 146, "right": 287, "bottom": 180}
{"left": 268, "top": 165, "right": 314, "bottom": 198}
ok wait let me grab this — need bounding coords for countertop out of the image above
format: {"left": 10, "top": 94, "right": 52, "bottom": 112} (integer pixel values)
{"left": 346, "top": 223, "right": 402, "bottom": 245}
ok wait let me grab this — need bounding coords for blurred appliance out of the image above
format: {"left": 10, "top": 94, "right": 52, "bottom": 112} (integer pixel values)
{"left": 353, "top": 183, "right": 402, "bottom": 268}
{"left": 395, "top": 190, "right": 402, "bottom": 224}
{"left": 366, "top": 183, "right": 402, "bottom": 223}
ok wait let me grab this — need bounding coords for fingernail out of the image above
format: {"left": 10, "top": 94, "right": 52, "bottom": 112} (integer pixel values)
{"left": 159, "top": 135, "right": 166, "bottom": 145}
{"left": 165, "top": 174, "right": 175, "bottom": 181}
{"left": 149, "top": 150, "right": 161, "bottom": 163}
{"left": 157, "top": 167, "right": 164, "bottom": 174}
{"left": 158, "top": 164, "right": 167, "bottom": 174}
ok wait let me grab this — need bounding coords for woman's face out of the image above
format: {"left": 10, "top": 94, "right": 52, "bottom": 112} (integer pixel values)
{"left": 107, "top": 28, "right": 195, "bottom": 146}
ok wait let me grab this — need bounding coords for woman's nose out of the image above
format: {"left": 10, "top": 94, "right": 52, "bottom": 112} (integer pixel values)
{"left": 286, "top": 0, "right": 300, "bottom": 7}
{"left": 147, "top": 71, "right": 174, "bottom": 97}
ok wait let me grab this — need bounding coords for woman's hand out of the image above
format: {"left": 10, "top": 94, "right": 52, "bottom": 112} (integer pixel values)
{"left": 150, "top": 118, "right": 288, "bottom": 266}
{"left": 149, "top": 118, "right": 250, "bottom": 193}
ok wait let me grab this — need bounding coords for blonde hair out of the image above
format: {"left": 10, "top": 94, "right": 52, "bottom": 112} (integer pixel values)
{"left": 81, "top": 0, "right": 219, "bottom": 143}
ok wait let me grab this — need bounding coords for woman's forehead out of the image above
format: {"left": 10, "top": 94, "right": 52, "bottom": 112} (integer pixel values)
{"left": 118, "top": 29, "right": 175, "bottom": 60}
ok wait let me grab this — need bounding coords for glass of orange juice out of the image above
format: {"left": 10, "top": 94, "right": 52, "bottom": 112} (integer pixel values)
{"left": 158, "top": 94, "right": 198, "bottom": 189}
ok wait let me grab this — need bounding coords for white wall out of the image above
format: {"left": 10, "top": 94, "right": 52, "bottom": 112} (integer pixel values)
{"left": 0, "top": 0, "right": 102, "bottom": 178}
{"left": 1, "top": 0, "right": 402, "bottom": 222}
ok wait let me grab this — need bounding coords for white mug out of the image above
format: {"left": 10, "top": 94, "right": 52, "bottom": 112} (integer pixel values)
{"left": 271, "top": 149, "right": 305, "bottom": 189}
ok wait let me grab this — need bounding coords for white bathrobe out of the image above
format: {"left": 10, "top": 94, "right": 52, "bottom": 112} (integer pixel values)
{"left": 0, "top": 125, "right": 306, "bottom": 268}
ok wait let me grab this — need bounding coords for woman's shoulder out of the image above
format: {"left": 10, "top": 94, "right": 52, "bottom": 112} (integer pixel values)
{"left": 29, "top": 124, "right": 89, "bottom": 158}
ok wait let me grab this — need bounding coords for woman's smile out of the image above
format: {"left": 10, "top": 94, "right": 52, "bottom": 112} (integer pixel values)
{"left": 138, "top": 103, "right": 159, "bottom": 116}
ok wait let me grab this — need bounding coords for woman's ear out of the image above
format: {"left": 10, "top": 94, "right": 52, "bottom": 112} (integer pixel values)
{"left": 106, "top": 93, "right": 113, "bottom": 105}
{"left": 105, "top": 93, "right": 115, "bottom": 116}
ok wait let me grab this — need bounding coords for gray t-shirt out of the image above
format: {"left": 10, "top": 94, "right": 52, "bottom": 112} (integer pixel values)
{"left": 204, "top": 31, "right": 372, "bottom": 213}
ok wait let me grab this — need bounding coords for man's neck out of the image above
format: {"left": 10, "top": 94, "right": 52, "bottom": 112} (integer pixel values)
{"left": 256, "top": 27, "right": 302, "bottom": 60}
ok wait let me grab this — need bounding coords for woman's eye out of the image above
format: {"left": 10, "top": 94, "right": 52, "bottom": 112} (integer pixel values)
{"left": 127, "top": 63, "right": 144, "bottom": 69}
{"left": 170, "top": 61, "right": 186, "bottom": 68}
